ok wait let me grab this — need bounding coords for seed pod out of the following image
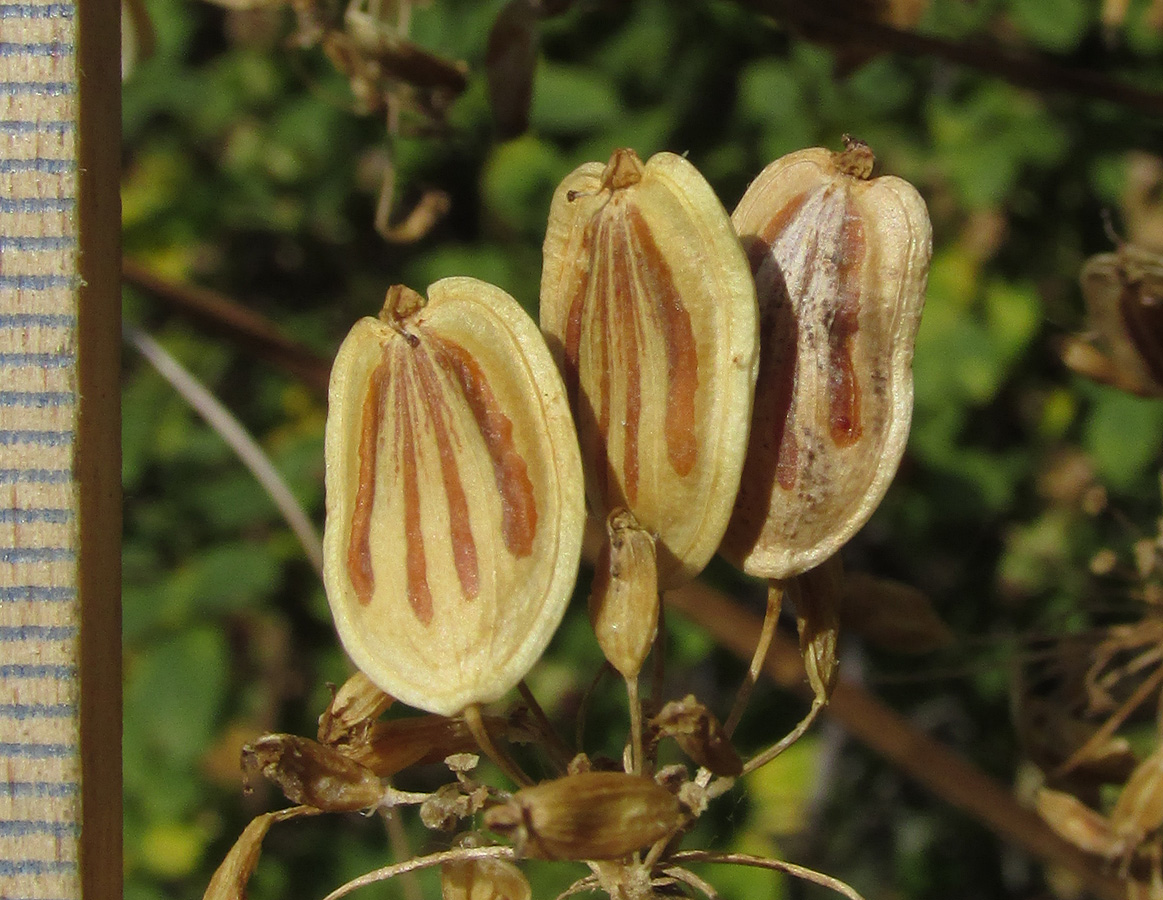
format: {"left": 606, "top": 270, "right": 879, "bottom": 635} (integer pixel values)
{"left": 541, "top": 148, "right": 760, "bottom": 588}
{"left": 483, "top": 770, "right": 683, "bottom": 860}
{"left": 588, "top": 508, "right": 659, "bottom": 680}
{"left": 323, "top": 279, "right": 585, "bottom": 717}
{"left": 721, "top": 138, "right": 931, "bottom": 579}
{"left": 442, "top": 856, "right": 531, "bottom": 900}
{"left": 1066, "top": 242, "right": 1163, "bottom": 397}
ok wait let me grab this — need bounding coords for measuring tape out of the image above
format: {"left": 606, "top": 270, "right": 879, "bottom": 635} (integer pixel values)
{"left": 0, "top": 2, "right": 120, "bottom": 900}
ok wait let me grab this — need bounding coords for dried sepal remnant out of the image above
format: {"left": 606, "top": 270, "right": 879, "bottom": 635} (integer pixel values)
{"left": 651, "top": 695, "right": 742, "bottom": 776}
{"left": 317, "top": 671, "right": 394, "bottom": 747}
{"left": 1066, "top": 243, "right": 1163, "bottom": 397}
{"left": 721, "top": 138, "right": 931, "bottom": 580}
{"left": 324, "top": 279, "right": 585, "bottom": 717}
{"left": 242, "top": 734, "right": 386, "bottom": 812}
{"left": 484, "top": 770, "right": 684, "bottom": 860}
{"left": 589, "top": 508, "right": 659, "bottom": 681}
{"left": 541, "top": 148, "right": 760, "bottom": 588}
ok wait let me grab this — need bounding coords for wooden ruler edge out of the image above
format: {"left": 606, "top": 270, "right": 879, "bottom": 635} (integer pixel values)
{"left": 76, "top": 0, "right": 121, "bottom": 897}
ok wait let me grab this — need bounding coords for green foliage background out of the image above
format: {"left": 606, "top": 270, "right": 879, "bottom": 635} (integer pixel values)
{"left": 122, "top": 1, "right": 1163, "bottom": 898}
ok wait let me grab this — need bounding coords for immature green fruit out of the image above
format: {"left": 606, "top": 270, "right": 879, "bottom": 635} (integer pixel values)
{"left": 721, "top": 139, "right": 932, "bottom": 579}
{"left": 541, "top": 148, "right": 760, "bottom": 588}
{"left": 323, "top": 279, "right": 585, "bottom": 716}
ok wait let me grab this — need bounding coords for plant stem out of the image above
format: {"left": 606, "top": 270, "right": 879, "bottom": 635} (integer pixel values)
{"left": 723, "top": 579, "right": 784, "bottom": 739}
{"left": 322, "top": 845, "right": 517, "bottom": 900}
{"left": 668, "top": 851, "right": 866, "bottom": 900}
{"left": 742, "top": 697, "right": 825, "bottom": 775}
{"left": 517, "top": 679, "right": 573, "bottom": 774}
{"left": 626, "top": 674, "right": 643, "bottom": 775}
{"left": 463, "top": 703, "right": 532, "bottom": 787}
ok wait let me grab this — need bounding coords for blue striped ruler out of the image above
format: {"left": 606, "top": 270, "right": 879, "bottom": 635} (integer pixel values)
{"left": 0, "top": 3, "right": 80, "bottom": 899}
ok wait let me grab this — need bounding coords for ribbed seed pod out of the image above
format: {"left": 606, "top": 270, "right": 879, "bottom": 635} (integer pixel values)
{"left": 721, "top": 139, "right": 931, "bottom": 579}
{"left": 541, "top": 148, "right": 759, "bottom": 588}
{"left": 323, "top": 279, "right": 585, "bottom": 716}
{"left": 483, "top": 770, "right": 684, "bottom": 860}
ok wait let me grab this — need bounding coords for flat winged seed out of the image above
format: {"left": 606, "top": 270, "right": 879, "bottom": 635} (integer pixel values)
{"left": 721, "top": 139, "right": 932, "bottom": 579}
{"left": 541, "top": 148, "right": 760, "bottom": 588}
{"left": 483, "top": 770, "right": 684, "bottom": 860}
{"left": 323, "top": 279, "right": 585, "bottom": 716}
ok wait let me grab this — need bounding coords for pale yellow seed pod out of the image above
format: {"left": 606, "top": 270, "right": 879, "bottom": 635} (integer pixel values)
{"left": 323, "top": 279, "right": 585, "bottom": 716}
{"left": 721, "top": 139, "right": 932, "bottom": 579}
{"left": 541, "top": 148, "right": 760, "bottom": 589}
{"left": 483, "top": 770, "right": 684, "bottom": 860}
{"left": 588, "top": 508, "right": 659, "bottom": 681}
{"left": 441, "top": 856, "right": 531, "bottom": 900}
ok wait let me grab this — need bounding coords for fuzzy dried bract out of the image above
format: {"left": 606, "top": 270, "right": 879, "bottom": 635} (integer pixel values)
{"left": 324, "top": 279, "right": 585, "bottom": 716}
{"left": 721, "top": 138, "right": 931, "bottom": 579}
{"left": 541, "top": 148, "right": 759, "bottom": 588}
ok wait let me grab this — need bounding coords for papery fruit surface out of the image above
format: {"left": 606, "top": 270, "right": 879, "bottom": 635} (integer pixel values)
{"left": 323, "top": 278, "right": 585, "bottom": 716}
{"left": 721, "top": 142, "right": 931, "bottom": 579}
{"left": 541, "top": 148, "right": 759, "bottom": 588}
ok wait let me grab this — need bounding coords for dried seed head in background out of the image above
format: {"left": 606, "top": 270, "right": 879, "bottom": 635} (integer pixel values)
{"left": 541, "top": 148, "right": 760, "bottom": 588}
{"left": 1066, "top": 242, "right": 1163, "bottom": 397}
{"left": 323, "top": 279, "right": 585, "bottom": 716}
{"left": 721, "top": 138, "right": 932, "bottom": 580}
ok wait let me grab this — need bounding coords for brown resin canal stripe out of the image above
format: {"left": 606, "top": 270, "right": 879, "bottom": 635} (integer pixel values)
{"left": 0, "top": 2, "right": 120, "bottom": 899}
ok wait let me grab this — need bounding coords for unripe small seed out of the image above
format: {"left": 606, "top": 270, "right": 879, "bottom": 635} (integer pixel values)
{"left": 588, "top": 508, "right": 659, "bottom": 681}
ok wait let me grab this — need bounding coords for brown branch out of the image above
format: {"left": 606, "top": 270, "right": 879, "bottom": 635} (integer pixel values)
{"left": 666, "top": 580, "right": 1131, "bottom": 900}
{"left": 738, "top": 0, "right": 1163, "bottom": 117}
{"left": 122, "top": 259, "right": 333, "bottom": 398}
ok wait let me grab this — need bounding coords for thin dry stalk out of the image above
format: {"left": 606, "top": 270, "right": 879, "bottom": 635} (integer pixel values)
{"left": 463, "top": 703, "right": 532, "bottom": 787}
{"left": 322, "top": 846, "right": 517, "bottom": 900}
{"left": 670, "top": 850, "right": 865, "bottom": 900}
{"left": 723, "top": 579, "right": 784, "bottom": 738}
